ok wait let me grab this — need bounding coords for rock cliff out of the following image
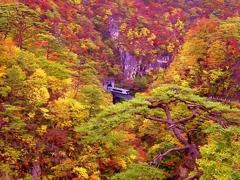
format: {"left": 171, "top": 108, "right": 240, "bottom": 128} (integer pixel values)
{"left": 108, "top": 16, "right": 173, "bottom": 79}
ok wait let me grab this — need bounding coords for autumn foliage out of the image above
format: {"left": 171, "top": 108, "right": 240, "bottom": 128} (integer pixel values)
{"left": 0, "top": 0, "right": 239, "bottom": 179}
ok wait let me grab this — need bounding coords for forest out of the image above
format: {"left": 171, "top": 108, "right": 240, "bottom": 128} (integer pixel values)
{"left": 0, "top": 0, "right": 239, "bottom": 179}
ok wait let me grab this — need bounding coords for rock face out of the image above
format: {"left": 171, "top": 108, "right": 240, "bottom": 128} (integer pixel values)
{"left": 108, "top": 17, "right": 173, "bottom": 79}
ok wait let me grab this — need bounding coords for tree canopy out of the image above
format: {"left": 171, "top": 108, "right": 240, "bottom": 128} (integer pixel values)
{"left": 0, "top": 0, "right": 239, "bottom": 179}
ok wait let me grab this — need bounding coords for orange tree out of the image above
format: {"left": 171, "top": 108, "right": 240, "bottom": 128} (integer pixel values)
{"left": 154, "top": 17, "right": 240, "bottom": 98}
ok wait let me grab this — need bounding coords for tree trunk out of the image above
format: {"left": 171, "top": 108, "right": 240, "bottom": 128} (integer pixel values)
{"left": 18, "top": 21, "right": 23, "bottom": 49}
{"left": 31, "top": 162, "right": 41, "bottom": 180}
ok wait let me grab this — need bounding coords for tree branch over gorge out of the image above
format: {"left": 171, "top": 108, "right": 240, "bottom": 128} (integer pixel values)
{"left": 149, "top": 145, "right": 190, "bottom": 167}
{"left": 146, "top": 106, "right": 201, "bottom": 178}
{"left": 144, "top": 85, "right": 240, "bottom": 179}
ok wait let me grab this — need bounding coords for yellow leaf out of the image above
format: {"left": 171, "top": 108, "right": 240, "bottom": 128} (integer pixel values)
{"left": 73, "top": 167, "right": 89, "bottom": 178}
{"left": 28, "top": 112, "right": 35, "bottom": 118}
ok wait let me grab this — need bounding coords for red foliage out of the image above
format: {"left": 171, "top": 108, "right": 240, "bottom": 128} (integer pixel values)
{"left": 42, "top": 129, "right": 68, "bottom": 147}
{"left": 98, "top": 157, "right": 107, "bottom": 170}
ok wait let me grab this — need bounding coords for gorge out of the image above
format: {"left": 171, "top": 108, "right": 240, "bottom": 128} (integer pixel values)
{"left": 108, "top": 16, "right": 174, "bottom": 79}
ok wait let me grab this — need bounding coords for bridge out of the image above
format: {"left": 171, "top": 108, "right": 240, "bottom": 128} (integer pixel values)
{"left": 102, "top": 78, "right": 134, "bottom": 103}
{"left": 111, "top": 92, "right": 133, "bottom": 100}
{"left": 111, "top": 91, "right": 134, "bottom": 104}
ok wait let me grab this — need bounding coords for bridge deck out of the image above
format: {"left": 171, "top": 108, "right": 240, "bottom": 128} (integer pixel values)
{"left": 111, "top": 92, "right": 134, "bottom": 100}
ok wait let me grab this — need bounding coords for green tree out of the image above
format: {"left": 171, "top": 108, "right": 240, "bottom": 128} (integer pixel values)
{"left": 0, "top": 3, "right": 48, "bottom": 49}
{"left": 75, "top": 84, "right": 240, "bottom": 179}
{"left": 197, "top": 124, "right": 240, "bottom": 180}
{"left": 26, "top": 33, "right": 63, "bottom": 61}
{"left": 5, "top": 65, "right": 26, "bottom": 99}
{"left": 79, "top": 84, "right": 105, "bottom": 118}
{"left": 111, "top": 163, "right": 165, "bottom": 180}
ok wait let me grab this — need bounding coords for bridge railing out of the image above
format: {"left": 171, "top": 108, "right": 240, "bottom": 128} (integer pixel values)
{"left": 206, "top": 96, "right": 239, "bottom": 102}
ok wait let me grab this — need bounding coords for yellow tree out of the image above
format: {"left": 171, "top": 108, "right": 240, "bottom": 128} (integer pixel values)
{"left": 24, "top": 68, "right": 50, "bottom": 108}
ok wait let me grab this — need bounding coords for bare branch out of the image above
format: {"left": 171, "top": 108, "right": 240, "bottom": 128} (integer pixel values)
{"left": 174, "top": 113, "right": 196, "bottom": 124}
{"left": 172, "top": 127, "right": 188, "bottom": 145}
{"left": 164, "top": 105, "right": 173, "bottom": 122}
{"left": 185, "top": 167, "right": 203, "bottom": 180}
{"left": 204, "top": 114, "right": 227, "bottom": 128}
{"left": 148, "top": 116, "right": 169, "bottom": 124}
{"left": 149, "top": 145, "right": 190, "bottom": 166}
{"left": 185, "top": 172, "right": 202, "bottom": 180}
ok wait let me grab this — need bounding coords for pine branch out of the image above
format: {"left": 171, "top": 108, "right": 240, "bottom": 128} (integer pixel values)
{"left": 185, "top": 166, "right": 203, "bottom": 180}
{"left": 174, "top": 107, "right": 196, "bottom": 124}
{"left": 204, "top": 114, "right": 227, "bottom": 128}
{"left": 172, "top": 127, "right": 188, "bottom": 145}
{"left": 149, "top": 145, "right": 190, "bottom": 167}
{"left": 164, "top": 105, "right": 173, "bottom": 122}
{"left": 148, "top": 116, "right": 169, "bottom": 124}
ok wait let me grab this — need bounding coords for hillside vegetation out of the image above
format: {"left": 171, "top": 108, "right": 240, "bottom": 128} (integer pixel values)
{"left": 0, "top": 0, "right": 239, "bottom": 179}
